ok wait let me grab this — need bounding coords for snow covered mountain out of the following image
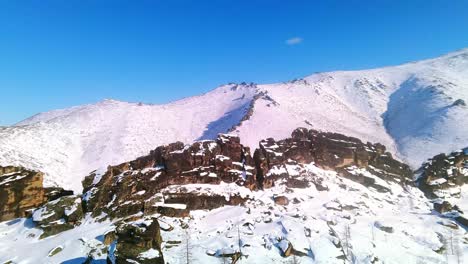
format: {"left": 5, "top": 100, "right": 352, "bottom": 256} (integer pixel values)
{"left": 1, "top": 48, "right": 468, "bottom": 192}
{"left": 1, "top": 130, "right": 466, "bottom": 263}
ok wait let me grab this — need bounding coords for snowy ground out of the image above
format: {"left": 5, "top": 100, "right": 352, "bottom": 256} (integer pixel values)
{"left": 1, "top": 48, "right": 468, "bottom": 192}
{"left": 1, "top": 164, "right": 466, "bottom": 264}
{"left": 0, "top": 215, "right": 113, "bottom": 263}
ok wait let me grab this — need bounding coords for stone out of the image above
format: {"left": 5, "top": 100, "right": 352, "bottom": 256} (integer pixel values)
{"left": 374, "top": 221, "right": 393, "bottom": 233}
{"left": 32, "top": 195, "right": 83, "bottom": 238}
{"left": 0, "top": 166, "right": 46, "bottom": 221}
{"left": 111, "top": 217, "right": 164, "bottom": 264}
{"left": 417, "top": 148, "right": 468, "bottom": 198}
{"left": 273, "top": 195, "right": 289, "bottom": 206}
{"left": 434, "top": 201, "right": 453, "bottom": 214}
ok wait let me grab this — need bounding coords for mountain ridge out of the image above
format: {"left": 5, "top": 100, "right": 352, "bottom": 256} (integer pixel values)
{"left": 1, "top": 48, "right": 468, "bottom": 192}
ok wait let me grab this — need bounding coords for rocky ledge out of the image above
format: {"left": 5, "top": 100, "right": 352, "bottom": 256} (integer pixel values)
{"left": 0, "top": 166, "right": 72, "bottom": 222}
{"left": 81, "top": 128, "right": 412, "bottom": 222}
{"left": 417, "top": 148, "right": 468, "bottom": 228}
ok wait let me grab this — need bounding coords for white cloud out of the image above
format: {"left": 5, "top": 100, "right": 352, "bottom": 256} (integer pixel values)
{"left": 286, "top": 37, "right": 303, "bottom": 45}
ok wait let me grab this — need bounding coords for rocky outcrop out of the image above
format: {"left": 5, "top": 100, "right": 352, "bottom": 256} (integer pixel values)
{"left": 417, "top": 148, "right": 468, "bottom": 198}
{"left": 82, "top": 134, "right": 255, "bottom": 219}
{"left": 108, "top": 218, "right": 164, "bottom": 264}
{"left": 417, "top": 148, "right": 468, "bottom": 228}
{"left": 255, "top": 128, "right": 412, "bottom": 190}
{"left": 0, "top": 166, "right": 47, "bottom": 221}
{"left": 81, "top": 128, "right": 412, "bottom": 221}
{"left": 32, "top": 195, "right": 84, "bottom": 238}
{"left": 0, "top": 166, "right": 75, "bottom": 222}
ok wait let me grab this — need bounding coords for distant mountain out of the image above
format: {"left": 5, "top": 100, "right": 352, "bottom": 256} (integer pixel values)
{"left": 1, "top": 48, "right": 468, "bottom": 192}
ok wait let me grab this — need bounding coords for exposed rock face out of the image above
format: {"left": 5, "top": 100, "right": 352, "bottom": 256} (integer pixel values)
{"left": 81, "top": 128, "right": 412, "bottom": 221}
{"left": 109, "top": 218, "right": 164, "bottom": 264}
{"left": 82, "top": 134, "right": 254, "bottom": 219}
{"left": 416, "top": 148, "right": 468, "bottom": 198}
{"left": 273, "top": 195, "right": 289, "bottom": 206}
{"left": 0, "top": 166, "right": 75, "bottom": 223}
{"left": 0, "top": 128, "right": 436, "bottom": 262}
{"left": 255, "top": 128, "right": 412, "bottom": 190}
{"left": 32, "top": 195, "right": 84, "bottom": 238}
{"left": 0, "top": 166, "right": 46, "bottom": 221}
{"left": 416, "top": 148, "right": 468, "bottom": 228}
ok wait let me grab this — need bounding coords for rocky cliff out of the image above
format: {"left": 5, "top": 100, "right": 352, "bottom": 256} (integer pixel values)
{"left": 1, "top": 129, "right": 467, "bottom": 263}
{"left": 1, "top": 166, "right": 45, "bottom": 221}
{"left": 81, "top": 128, "right": 412, "bottom": 222}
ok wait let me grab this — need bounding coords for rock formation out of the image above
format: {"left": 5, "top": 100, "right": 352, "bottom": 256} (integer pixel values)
{"left": 0, "top": 166, "right": 51, "bottom": 221}
{"left": 417, "top": 147, "right": 468, "bottom": 198}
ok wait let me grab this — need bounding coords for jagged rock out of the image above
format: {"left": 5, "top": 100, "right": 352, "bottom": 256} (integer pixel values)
{"left": 156, "top": 206, "right": 190, "bottom": 218}
{"left": 255, "top": 128, "right": 412, "bottom": 191}
{"left": 434, "top": 200, "right": 453, "bottom": 214}
{"left": 82, "top": 134, "right": 255, "bottom": 219}
{"left": 44, "top": 187, "right": 74, "bottom": 202}
{"left": 32, "top": 195, "right": 83, "bottom": 238}
{"left": 163, "top": 193, "right": 247, "bottom": 211}
{"left": 0, "top": 166, "right": 74, "bottom": 222}
{"left": 110, "top": 218, "right": 164, "bottom": 264}
{"left": 417, "top": 149, "right": 468, "bottom": 228}
{"left": 103, "top": 230, "right": 117, "bottom": 245}
{"left": 80, "top": 128, "right": 412, "bottom": 223}
{"left": 417, "top": 148, "right": 468, "bottom": 198}
{"left": 0, "top": 166, "right": 47, "bottom": 221}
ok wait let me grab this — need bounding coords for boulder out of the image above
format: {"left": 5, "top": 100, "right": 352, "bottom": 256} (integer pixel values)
{"left": 417, "top": 148, "right": 468, "bottom": 198}
{"left": 82, "top": 134, "right": 255, "bottom": 220}
{"left": 111, "top": 217, "right": 164, "bottom": 264}
{"left": 434, "top": 201, "right": 453, "bottom": 214}
{"left": 0, "top": 166, "right": 46, "bottom": 221}
{"left": 32, "top": 195, "right": 83, "bottom": 238}
{"left": 374, "top": 221, "right": 394, "bottom": 233}
{"left": 273, "top": 195, "right": 289, "bottom": 206}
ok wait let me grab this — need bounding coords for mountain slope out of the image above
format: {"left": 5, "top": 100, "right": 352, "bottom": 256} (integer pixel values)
{"left": 1, "top": 129, "right": 466, "bottom": 263}
{"left": 235, "top": 49, "right": 468, "bottom": 168}
{"left": 1, "top": 49, "right": 468, "bottom": 192}
{"left": 0, "top": 85, "right": 258, "bottom": 192}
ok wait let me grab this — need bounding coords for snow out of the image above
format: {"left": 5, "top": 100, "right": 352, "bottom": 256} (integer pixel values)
{"left": 32, "top": 207, "right": 55, "bottom": 222}
{"left": 64, "top": 198, "right": 81, "bottom": 216}
{"left": 138, "top": 248, "right": 160, "bottom": 259}
{"left": 0, "top": 174, "right": 27, "bottom": 185}
{"left": 428, "top": 178, "right": 448, "bottom": 186}
{"left": 0, "top": 215, "right": 113, "bottom": 263}
{"left": 157, "top": 163, "right": 467, "bottom": 263}
{"left": 1, "top": 49, "right": 468, "bottom": 193}
{"left": 154, "top": 203, "right": 187, "bottom": 210}
{"left": 1, "top": 163, "right": 468, "bottom": 263}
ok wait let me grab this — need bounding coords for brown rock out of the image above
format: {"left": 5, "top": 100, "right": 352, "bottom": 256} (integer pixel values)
{"left": 0, "top": 166, "right": 46, "bottom": 221}
{"left": 273, "top": 196, "right": 289, "bottom": 206}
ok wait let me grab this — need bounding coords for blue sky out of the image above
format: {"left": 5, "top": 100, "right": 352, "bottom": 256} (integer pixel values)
{"left": 1, "top": 0, "right": 467, "bottom": 125}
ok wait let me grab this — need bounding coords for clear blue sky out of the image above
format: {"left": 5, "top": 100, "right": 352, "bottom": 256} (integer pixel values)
{"left": 1, "top": 0, "right": 467, "bottom": 125}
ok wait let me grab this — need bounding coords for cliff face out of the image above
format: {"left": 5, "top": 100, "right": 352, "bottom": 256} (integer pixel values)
{"left": 0, "top": 166, "right": 46, "bottom": 221}
{"left": 2, "top": 128, "right": 468, "bottom": 263}
{"left": 0, "top": 128, "right": 414, "bottom": 225}
{"left": 82, "top": 128, "right": 412, "bottom": 220}
{"left": 254, "top": 128, "right": 412, "bottom": 190}
{"left": 417, "top": 148, "right": 468, "bottom": 198}
{"left": 416, "top": 148, "right": 468, "bottom": 227}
